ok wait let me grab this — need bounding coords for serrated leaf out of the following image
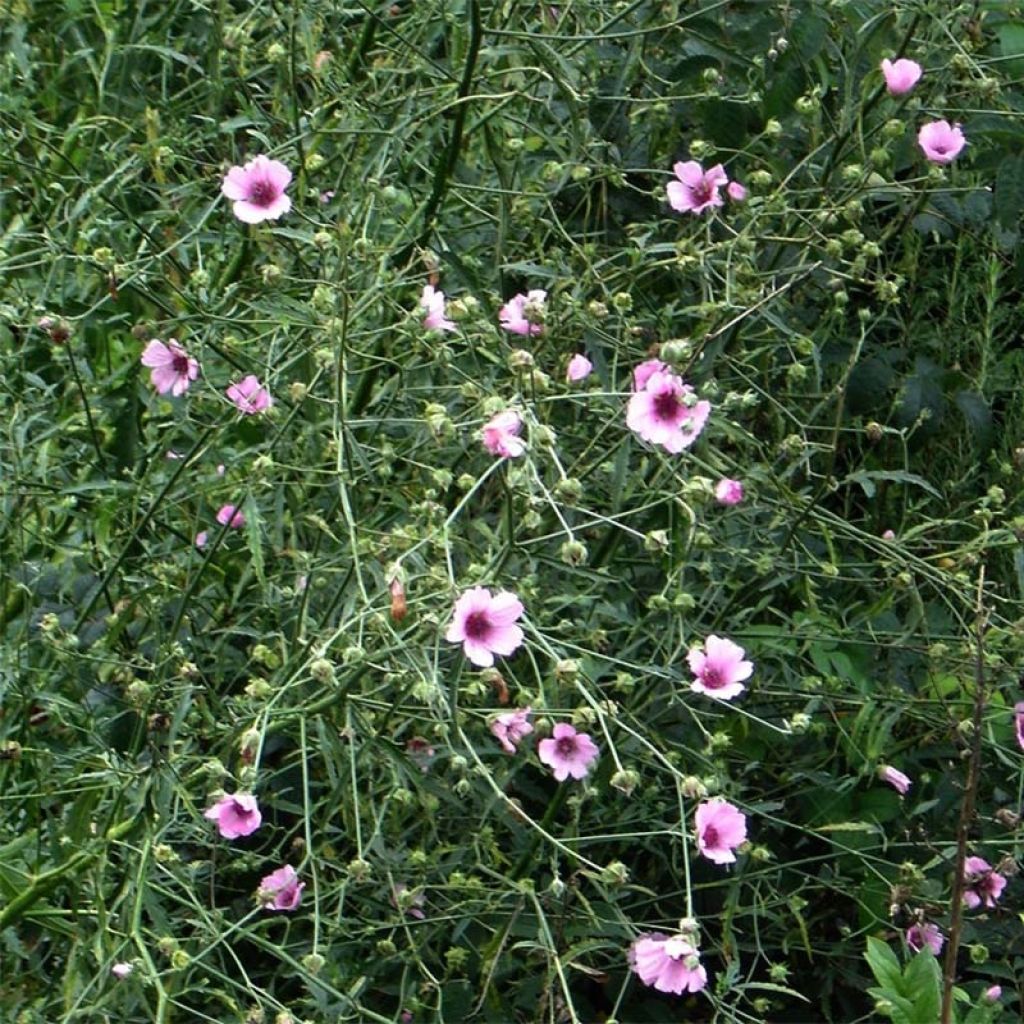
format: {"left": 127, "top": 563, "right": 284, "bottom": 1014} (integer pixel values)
{"left": 865, "top": 936, "right": 904, "bottom": 993}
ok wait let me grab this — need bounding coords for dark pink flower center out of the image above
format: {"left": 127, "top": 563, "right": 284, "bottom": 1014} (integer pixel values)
{"left": 464, "top": 610, "right": 492, "bottom": 640}
{"left": 248, "top": 178, "right": 278, "bottom": 207}
{"left": 652, "top": 390, "right": 682, "bottom": 422}
{"left": 555, "top": 736, "right": 577, "bottom": 757}
{"left": 690, "top": 178, "right": 713, "bottom": 203}
{"left": 172, "top": 352, "right": 190, "bottom": 374}
{"left": 701, "top": 666, "right": 724, "bottom": 689}
{"left": 702, "top": 824, "right": 720, "bottom": 847}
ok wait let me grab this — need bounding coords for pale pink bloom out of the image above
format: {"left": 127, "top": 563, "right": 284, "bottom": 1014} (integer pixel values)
{"left": 627, "top": 369, "right": 711, "bottom": 454}
{"left": 498, "top": 290, "right": 546, "bottom": 336}
{"left": 566, "top": 353, "right": 593, "bottom": 382}
{"left": 482, "top": 410, "right": 526, "bottom": 458}
{"left": 221, "top": 155, "right": 293, "bottom": 223}
{"left": 666, "top": 160, "right": 729, "bottom": 215}
{"left": 880, "top": 57, "right": 923, "bottom": 96}
{"left": 421, "top": 285, "right": 456, "bottom": 332}
{"left": 629, "top": 933, "right": 708, "bottom": 995}
{"left": 633, "top": 357, "right": 667, "bottom": 391}
{"left": 226, "top": 375, "right": 272, "bottom": 414}
{"left": 141, "top": 338, "right": 199, "bottom": 396}
{"left": 195, "top": 531, "right": 209, "bottom": 549}
{"left": 446, "top": 587, "right": 525, "bottom": 667}
{"left": 204, "top": 793, "right": 261, "bottom": 839}
{"left": 538, "top": 723, "right": 599, "bottom": 781}
{"left": 491, "top": 707, "right": 533, "bottom": 754}
{"left": 715, "top": 478, "right": 744, "bottom": 506}
{"left": 216, "top": 463, "right": 226, "bottom": 477}
{"left": 695, "top": 798, "right": 748, "bottom": 865}
{"left": 320, "top": 190, "right": 335, "bottom": 204}
{"left": 918, "top": 121, "right": 967, "bottom": 164}
{"left": 906, "top": 922, "right": 944, "bottom": 955}
{"left": 882, "top": 529, "right": 896, "bottom": 541}
{"left": 257, "top": 864, "right": 304, "bottom": 911}
{"left": 688, "top": 635, "right": 753, "bottom": 701}
{"left": 726, "top": 180, "right": 748, "bottom": 202}
{"left": 111, "top": 962, "right": 134, "bottom": 980}
{"left": 216, "top": 504, "right": 245, "bottom": 528}
{"left": 985, "top": 986, "right": 1002, "bottom": 1003}
{"left": 879, "top": 765, "right": 911, "bottom": 795}
{"left": 405, "top": 736, "right": 436, "bottom": 772}
{"left": 391, "top": 883, "right": 426, "bottom": 919}
{"left": 1014, "top": 702, "right": 1024, "bottom": 751}
{"left": 963, "top": 856, "right": 1007, "bottom": 910}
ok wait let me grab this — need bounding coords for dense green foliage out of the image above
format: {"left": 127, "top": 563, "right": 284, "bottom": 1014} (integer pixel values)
{"left": 3, "top": 0, "right": 1024, "bottom": 1021}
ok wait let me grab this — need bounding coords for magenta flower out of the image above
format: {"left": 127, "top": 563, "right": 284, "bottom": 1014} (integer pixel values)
{"left": 880, "top": 57, "right": 923, "bottom": 96}
{"left": 538, "top": 723, "right": 600, "bottom": 781}
{"left": 688, "top": 635, "right": 753, "bottom": 701}
{"left": 141, "top": 338, "right": 199, "bottom": 396}
{"left": 666, "top": 160, "right": 729, "bottom": 215}
{"left": 111, "top": 962, "right": 134, "bottom": 980}
{"left": 726, "top": 180, "right": 747, "bottom": 202}
{"left": 221, "top": 155, "right": 292, "bottom": 223}
{"left": 984, "top": 986, "right": 1002, "bottom": 1003}
{"left": 627, "top": 369, "right": 711, "bottom": 454}
{"left": 491, "top": 706, "right": 533, "bottom": 754}
{"left": 257, "top": 864, "right": 304, "bottom": 911}
{"left": 879, "top": 765, "right": 912, "bottom": 795}
{"left": 918, "top": 121, "right": 966, "bottom": 164}
{"left": 906, "top": 922, "right": 944, "bottom": 955}
{"left": 446, "top": 587, "right": 525, "bottom": 667}
{"left": 499, "top": 290, "right": 546, "bottom": 336}
{"left": 226, "top": 375, "right": 272, "bottom": 415}
{"left": 195, "top": 531, "right": 209, "bottom": 549}
{"left": 421, "top": 285, "right": 456, "bottom": 332}
{"left": 566, "top": 353, "right": 593, "bottom": 382}
{"left": 714, "top": 478, "right": 744, "bottom": 506}
{"left": 963, "top": 856, "right": 1007, "bottom": 910}
{"left": 482, "top": 410, "right": 526, "bottom": 458}
{"left": 633, "top": 357, "right": 668, "bottom": 391}
{"left": 695, "top": 798, "right": 748, "bottom": 865}
{"left": 204, "top": 793, "right": 261, "bottom": 839}
{"left": 216, "top": 504, "right": 245, "bottom": 529}
{"left": 629, "top": 934, "right": 708, "bottom": 995}
{"left": 1014, "top": 702, "right": 1024, "bottom": 751}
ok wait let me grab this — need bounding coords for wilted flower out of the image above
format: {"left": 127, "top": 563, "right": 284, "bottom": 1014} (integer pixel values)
{"left": 906, "top": 922, "right": 944, "bottom": 955}
{"left": 491, "top": 707, "right": 534, "bottom": 754}
{"left": 204, "top": 793, "right": 261, "bottom": 839}
{"left": 880, "top": 57, "right": 923, "bottom": 96}
{"left": 257, "top": 864, "right": 304, "bottom": 911}
{"left": 629, "top": 933, "right": 708, "bottom": 994}
{"left": 566, "top": 353, "right": 593, "bottom": 382}
{"left": 446, "top": 588, "right": 525, "bottom": 667}
{"left": 688, "top": 635, "right": 753, "bottom": 701}
{"left": 627, "top": 368, "right": 711, "bottom": 453}
{"left": 499, "top": 290, "right": 546, "bottom": 335}
{"left": 538, "top": 723, "right": 599, "bottom": 781}
{"left": 141, "top": 338, "right": 199, "bottom": 396}
{"left": 879, "top": 765, "right": 912, "bottom": 795}
{"left": 216, "top": 504, "right": 245, "bottom": 529}
{"left": 221, "top": 155, "right": 292, "bottom": 223}
{"left": 391, "top": 883, "right": 426, "bottom": 919}
{"left": 695, "top": 798, "right": 748, "bottom": 865}
{"left": 421, "top": 285, "right": 456, "bottom": 332}
{"left": 918, "top": 121, "right": 966, "bottom": 164}
{"left": 963, "top": 856, "right": 1007, "bottom": 910}
{"left": 226, "top": 375, "right": 272, "bottom": 414}
{"left": 482, "top": 410, "right": 526, "bottom": 458}
{"left": 667, "top": 160, "right": 729, "bottom": 215}
{"left": 714, "top": 478, "right": 744, "bottom": 505}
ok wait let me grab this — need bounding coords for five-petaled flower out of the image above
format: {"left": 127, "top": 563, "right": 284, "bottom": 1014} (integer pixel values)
{"left": 688, "top": 635, "right": 753, "bottom": 701}
{"left": 906, "top": 922, "right": 944, "bottom": 955}
{"left": 695, "top": 798, "right": 748, "bottom": 865}
{"left": 226, "top": 375, "right": 272, "bottom": 414}
{"left": 667, "top": 161, "right": 729, "bottom": 215}
{"left": 204, "top": 793, "right": 262, "bottom": 839}
{"left": 627, "top": 368, "right": 711, "bottom": 454}
{"left": 491, "top": 706, "right": 534, "bottom": 754}
{"left": 538, "top": 723, "right": 600, "bottom": 781}
{"left": 499, "top": 290, "right": 546, "bottom": 335}
{"left": 221, "top": 155, "right": 293, "bottom": 223}
{"left": 446, "top": 588, "right": 525, "bottom": 667}
{"left": 421, "top": 285, "right": 457, "bottom": 332}
{"left": 141, "top": 338, "right": 199, "bottom": 396}
{"left": 963, "top": 856, "right": 1007, "bottom": 910}
{"left": 482, "top": 410, "right": 526, "bottom": 458}
{"left": 629, "top": 933, "right": 708, "bottom": 995}
{"left": 257, "top": 864, "right": 304, "bottom": 911}
{"left": 918, "top": 121, "right": 966, "bottom": 164}
{"left": 880, "top": 57, "right": 923, "bottom": 96}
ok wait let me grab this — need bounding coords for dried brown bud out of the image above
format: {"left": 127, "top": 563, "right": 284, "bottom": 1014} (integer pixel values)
{"left": 389, "top": 576, "right": 407, "bottom": 622}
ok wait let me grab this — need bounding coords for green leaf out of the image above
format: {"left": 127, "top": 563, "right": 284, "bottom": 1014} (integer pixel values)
{"left": 995, "top": 153, "right": 1024, "bottom": 229}
{"left": 904, "top": 950, "right": 942, "bottom": 1024}
{"left": 999, "top": 22, "right": 1024, "bottom": 77}
{"left": 844, "top": 470, "right": 942, "bottom": 500}
{"left": 865, "top": 936, "right": 904, "bottom": 993}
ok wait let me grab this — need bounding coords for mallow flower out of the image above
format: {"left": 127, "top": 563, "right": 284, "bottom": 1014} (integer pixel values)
{"left": 667, "top": 160, "right": 729, "bottom": 215}
{"left": 221, "top": 155, "right": 293, "bottom": 223}
{"left": 141, "top": 338, "right": 199, "bottom": 396}
{"left": 204, "top": 793, "right": 261, "bottom": 839}
{"left": 695, "top": 798, "right": 748, "bottom": 865}
{"left": 626, "top": 368, "right": 711, "bottom": 454}
{"left": 537, "top": 723, "right": 599, "bottom": 781}
{"left": 688, "top": 635, "right": 753, "bottom": 701}
{"left": 446, "top": 588, "right": 524, "bottom": 667}
{"left": 257, "top": 864, "right": 304, "bottom": 911}
{"left": 918, "top": 121, "right": 966, "bottom": 164}
{"left": 880, "top": 57, "right": 923, "bottom": 96}
{"left": 629, "top": 933, "right": 708, "bottom": 995}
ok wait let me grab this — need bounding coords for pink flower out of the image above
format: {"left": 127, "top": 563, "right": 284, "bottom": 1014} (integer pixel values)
{"left": 204, "top": 793, "right": 261, "bottom": 839}
{"left": 226, "top": 375, "right": 272, "bottom": 414}
{"left": 984, "top": 986, "right": 1002, "bottom": 1003}
{"left": 482, "top": 410, "right": 526, "bottom": 458}
{"left": 566, "top": 353, "right": 593, "bottom": 382}
{"left": 216, "top": 504, "right": 245, "bottom": 528}
{"left": 111, "top": 962, "right": 134, "bottom": 980}
{"left": 695, "top": 798, "right": 748, "bottom": 865}
{"left": 688, "top": 635, "right": 753, "bottom": 701}
{"left": 726, "top": 181, "right": 747, "bottom": 202}
{"left": 141, "top": 338, "right": 199, "bottom": 396}
{"left": 629, "top": 934, "right": 708, "bottom": 995}
{"left": 633, "top": 358, "right": 668, "bottom": 391}
{"left": 880, "top": 57, "right": 923, "bottom": 96}
{"left": 446, "top": 587, "right": 525, "bottom": 667}
{"left": 918, "top": 121, "right": 967, "bottom": 164}
{"left": 627, "top": 369, "right": 711, "bottom": 453}
{"left": 221, "top": 155, "right": 293, "bottom": 223}
{"left": 714, "top": 478, "right": 744, "bottom": 506}
{"left": 538, "top": 723, "right": 600, "bottom": 781}
{"left": 963, "top": 856, "right": 1007, "bottom": 910}
{"left": 499, "top": 290, "right": 546, "bottom": 335}
{"left": 882, "top": 529, "right": 896, "bottom": 541}
{"left": 257, "top": 864, "right": 304, "bottom": 911}
{"left": 878, "top": 765, "right": 912, "bottom": 795}
{"left": 391, "top": 883, "right": 426, "bottom": 920}
{"left": 491, "top": 707, "right": 533, "bottom": 754}
{"left": 666, "top": 161, "right": 729, "bottom": 215}
{"left": 906, "top": 922, "right": 944, "bottom": 955}
{"left": 195, "top": 531, "right": 209, "bottom": 549}
{"left": 1014, "top": 702, "right": 1024, "bottom": 751}
{"left": 421, "top": 285, "right": 456, "bottom": 332}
